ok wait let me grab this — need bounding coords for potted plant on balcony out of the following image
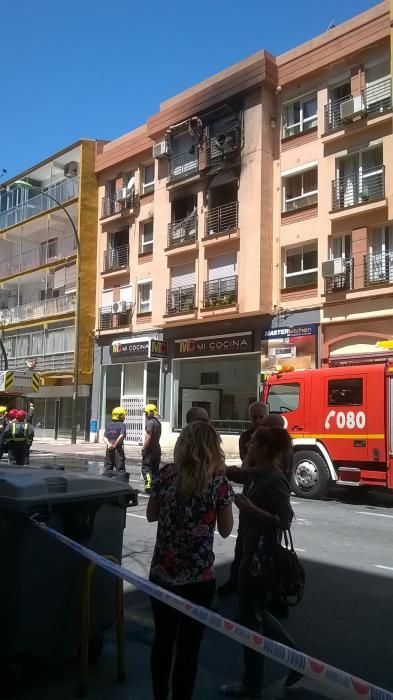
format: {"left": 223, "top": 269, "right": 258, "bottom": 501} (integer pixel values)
{"left": 360, "top": 186, "right": 369, "bottom": 202}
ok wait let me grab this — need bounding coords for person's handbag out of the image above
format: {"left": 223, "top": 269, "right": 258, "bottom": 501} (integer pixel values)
{"left": 250, "top": 529, "right": 305, "bottom": 607}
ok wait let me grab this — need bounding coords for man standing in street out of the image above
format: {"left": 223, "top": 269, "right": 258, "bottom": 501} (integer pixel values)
{"left": 142, "top": 404, "right": 161, "bottom": 493}
{"left": 103, "top": 406, "right": 127, "bottom": 472}
{"left": 218, "top": 401, "right": 269, "bottom": 597}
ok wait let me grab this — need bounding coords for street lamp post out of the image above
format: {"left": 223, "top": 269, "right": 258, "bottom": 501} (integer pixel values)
{"left": 13, "top": 180, "right": 81, "bottom": 444}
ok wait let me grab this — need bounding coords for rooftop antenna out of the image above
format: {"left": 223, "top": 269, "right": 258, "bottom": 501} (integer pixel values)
{"left": 327, "top": 19, "right": 336, "bottom": 30}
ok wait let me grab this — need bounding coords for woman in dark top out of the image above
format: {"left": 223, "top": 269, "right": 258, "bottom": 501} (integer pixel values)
{"left": 147, "top": 420, "right": 234, "bottom": 700}
{"left": 221, "top": 427, "right": 300, "bottom": 698}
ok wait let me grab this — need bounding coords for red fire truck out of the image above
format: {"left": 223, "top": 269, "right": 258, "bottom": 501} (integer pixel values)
{"left": 263, "top": 363, "right": 393, "bottom": 499}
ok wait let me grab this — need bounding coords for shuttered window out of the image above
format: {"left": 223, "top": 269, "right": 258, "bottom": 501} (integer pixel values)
{"left": 170, "top": 263, "right": 196, "bottom": 289}
{"left": 208, "top": 253, "right": 237, "bottom": 281}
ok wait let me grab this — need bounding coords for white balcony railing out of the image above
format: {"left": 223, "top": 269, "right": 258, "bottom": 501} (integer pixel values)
{"left": 0, "top": 234, "right": 77, "bottom": 279}
{"left": 6, "top": 352, "right": 74, "bottom": 372}
{"left": 0, "top": 177, "right": 79, "bottom": 230}
{"left": 3, "top": 295, "right": 76, "bottom": 324}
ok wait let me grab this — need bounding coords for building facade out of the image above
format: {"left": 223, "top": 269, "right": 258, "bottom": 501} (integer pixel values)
{"left": 0, "top": 141, "right": 98, "bottom": 438}
{"left": 91, "top": 0, "right": 393, "bottom": 449}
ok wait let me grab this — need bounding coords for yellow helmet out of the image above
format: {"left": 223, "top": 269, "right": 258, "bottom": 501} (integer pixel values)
{"left": 112, "top": 406, "right": 126, "bottom": 420}
{"left": 0, "top": 406, "right": 7, "bottom": 416}
{"left": 144, "top": 403, "right": 158, "bottom": 416}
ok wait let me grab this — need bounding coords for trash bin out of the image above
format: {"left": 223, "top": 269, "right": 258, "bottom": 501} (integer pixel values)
{"left": 0, "top": 468, "right": 134, "bottom": 659}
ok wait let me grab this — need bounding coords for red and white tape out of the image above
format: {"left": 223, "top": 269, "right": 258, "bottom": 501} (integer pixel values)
{"left": 31, "top": 519, "right": 392, "bottom": 700}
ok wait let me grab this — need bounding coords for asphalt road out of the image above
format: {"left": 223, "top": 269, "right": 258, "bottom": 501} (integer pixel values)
{"left": 16, "top": 451, "right": 393, "bottom": 698}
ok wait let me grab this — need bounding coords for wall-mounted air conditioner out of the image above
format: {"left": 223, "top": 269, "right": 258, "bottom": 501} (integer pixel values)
{"left": 322, "top": 258, "right": 347, "bottom": 278}
{"left": 153, "top": 141, "right": 169, "bottom": 159}
{"left": 112, "top": 301, "right": 127, "bottom": 313}
{"left": 116, "top": 188, "right": 128, "bottom": 202}
{"left": 340, "top": 95, "right": 366, "bottom": 123}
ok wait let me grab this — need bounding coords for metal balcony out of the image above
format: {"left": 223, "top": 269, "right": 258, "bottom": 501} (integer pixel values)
{"left": 324, "top": 78, "right": 392, "bottom": 134}
{"left": 207, "top": 129, "right": 241, "bottom": 166}
{"left": 103, "top": 244, "right": 129, "bottom": 273}
{"left": 203, "top": 275, "right": 238, "bottom": 308}
{"left": 0, "top": 234, "right": 77, "bottom": 279}
{"left": 168, "top": 151, "right": 198, "bottom": 183}
{"left": 98, "top": 303, "right": 134, "bottom": 330}
{"left": 101, "top": 191, "right": 137, "bottom": 219}
{"left": 6, "top": 352, "right": 74, "bottom": 372}
{"left": 167, "top": 213, "right": 197, "bottom": 248}
{"left": 324, "top": 259, "right": 354, "bottom": 294}
{"left": 364, "top": 252, "right": 393, "bottom": 286}
{"left": 331, "top": 166, "right": 385, "bottom": 210}
{"left": 205, "top": 202, "right": 238, "bottom": 236}
{"left": 166, "top": 285, "right": 196, "bottom": 314}
{"left": 0, "top": 177, "right": 79, "bottom": 231}
{"left": 4, "top": 295, "right": 76, "bottom": 325}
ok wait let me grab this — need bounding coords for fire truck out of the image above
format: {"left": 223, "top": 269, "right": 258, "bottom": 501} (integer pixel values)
{"left": 263, "top": 363, "right": 393, "bottom": 499}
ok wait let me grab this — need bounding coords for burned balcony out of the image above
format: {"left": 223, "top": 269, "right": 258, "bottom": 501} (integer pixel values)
{"left": 364, "top": 252, "right": 393, "bottom": 286}
{"left": 207, "top": 127, "right": 240, "bottom": 166}
{"left": 324, "top": 259, "right": 354, "bottom": 294}
{"left": 205, "top": 202, "right": 238, "bottom": 237}
{"left": 331, "top": 166, "right": 385, "bottom": 211}
{"left": 168, "top": 151, "right": 198, "bottom": 183}
{"left": 166, "top": 286, "right": 196, "bottom": 314}
{"left": 103, "top": 244, "right": 129, "bottom": 273}
{"left": 167, "top": 212, "right": 198, "bottom": 248}
{"left": 324, "top": 78, "right": 392, "bottom": 134}
{"left": 98, "top": 303, "right": 133, "bottom": 330}
{"left": 203, "top": 275, "right": 238, "bottom": 308}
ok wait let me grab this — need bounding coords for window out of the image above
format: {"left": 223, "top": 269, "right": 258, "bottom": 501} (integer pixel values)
{"left": 335, "top": 146, "right": 383, "bottom": 208}
{"left": 330, "top": 234, "right": 351, "bottom": 260}
{"left": 267, "top": 383, "right": 300, "bottom": 413}
{"left": 283, "top": 167, "right": 318, "bottom": 212}
{"left": 142, "top": 164, "right": 155, "bottom": 194}
{"left": 284, "top": 243, "right": 318, "bottom": 288}
{"left": 139, "top": 220, "right": 153, "bottom": 254}
{"left": 283, "top": 93, "right": 317, "bottom": 138}
{"left": 328, "top": 378, "right": 363, "bottom": 406}
{"left": 365, "top": 59, "right": 391, "bottom": 112}
{"left": 368, "top": 225, "right": 393, "bottom": 283}
{"left": 138, "top": 281, "right": 152, "bottom": 314}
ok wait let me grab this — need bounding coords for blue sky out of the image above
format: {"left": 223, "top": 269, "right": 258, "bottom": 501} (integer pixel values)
{"left": 0, "top": 0, "right": 378, "bottom": 178}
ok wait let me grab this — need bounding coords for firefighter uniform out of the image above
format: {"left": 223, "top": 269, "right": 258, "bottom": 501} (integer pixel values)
{"left": 141, "top": 404, "right": 161, "bottom": 492}
{"left": 4, "top": 418, "right": 34, "bottom": 467}
{"left": 104, "top": 407, "right": 127, "bottom": 472}
{"left": 0, "top": 407, "right": 7, "bottom": 461}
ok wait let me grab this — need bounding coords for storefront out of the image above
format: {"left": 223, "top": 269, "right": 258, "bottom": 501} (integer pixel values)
{"left": 92, "top": 335, "right": 167, "bottom": 444}
{"left": 322, "top": 317, "right": 393, "bottom": 366}
{"left": 172, "top": 332, "right": 260, "bottom": 434}
{"left": 261, "top": 312, "right": 320, "bottom": 372}
{"left": 29, "top": 385, "right": 90, "bottom": 440}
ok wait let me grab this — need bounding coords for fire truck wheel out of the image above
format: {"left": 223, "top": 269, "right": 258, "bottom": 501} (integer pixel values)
{"left": 292, "top": 451, "right": 330, "bottom": 499}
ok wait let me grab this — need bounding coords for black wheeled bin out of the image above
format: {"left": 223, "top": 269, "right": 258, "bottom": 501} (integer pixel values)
{"left": 0, "top": 468, "right": 133, "bottom": 659}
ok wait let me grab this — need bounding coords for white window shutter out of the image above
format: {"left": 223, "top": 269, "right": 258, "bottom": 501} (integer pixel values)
{"left": 170, "top": 263, "right": 196, "bottom": 289}
{"left": 208, "top": 253, "right": 237, "bottom": 281}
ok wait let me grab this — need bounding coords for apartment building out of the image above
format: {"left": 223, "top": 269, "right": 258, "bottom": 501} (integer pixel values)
{"left": 91, "top": 1, "right": 393, "bottom": 448}
{"left": 0, "top": 141, "right": 98, "bottom": 438}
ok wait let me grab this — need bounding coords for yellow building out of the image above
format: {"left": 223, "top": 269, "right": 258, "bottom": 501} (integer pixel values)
{"left": 0, "top": 140, "right": 98, "bottom": 438}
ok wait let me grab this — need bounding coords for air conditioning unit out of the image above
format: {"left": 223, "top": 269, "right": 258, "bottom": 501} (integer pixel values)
{"left": 153, "top": 141, "right": 169, "bottom": 159}
{"left": 112, "top": 301, "right": 127, "bottom": 313}
{"left": 340, "top": 95, "right": 366, "bottom": 123}
{"left": 322, "top": 258, "right": 347, "bottom": 278}
{"left": 116, "top": 188, "right": 128, "bottom": 202}
{"left": 64, "top": 161, "right": 78, "bottom": 178}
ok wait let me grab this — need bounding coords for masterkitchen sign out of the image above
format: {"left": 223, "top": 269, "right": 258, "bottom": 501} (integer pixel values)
{"left": 111, "top": 338, "right": 168, "bottom": 360}
{"left": 174, "top": 333, "right": 253, "bottom": 358}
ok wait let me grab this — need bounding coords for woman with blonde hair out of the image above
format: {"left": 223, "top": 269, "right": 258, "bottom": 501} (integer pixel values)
{"left": 147, "top": 420, "right": 234, "bottom": 700}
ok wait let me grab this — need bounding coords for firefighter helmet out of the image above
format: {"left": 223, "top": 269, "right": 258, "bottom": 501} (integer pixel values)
{"left": 16, "top": 410, "right": 27, "bottom": 422}
{"left": 112, "top": 406, "right": 126, "bottom": 421}
{"left": 0, "top": 406, "right": 7, "bottom": 416}
{"left": 8, "top": 409, "right": 18, "bottom": 420}
{"left": 144, "top": 403, "right": 158, "bottom": 416}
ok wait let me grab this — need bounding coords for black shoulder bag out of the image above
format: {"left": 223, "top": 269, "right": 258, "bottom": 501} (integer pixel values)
{"left": 250, "top": 528, "right": 305, "bottom": 607}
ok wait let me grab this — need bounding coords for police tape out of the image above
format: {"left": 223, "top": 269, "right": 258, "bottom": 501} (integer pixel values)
{"left": 30, "top": 518, "right": 392, "bottom": 700}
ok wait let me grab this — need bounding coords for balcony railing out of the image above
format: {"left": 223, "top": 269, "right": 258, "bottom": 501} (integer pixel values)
{"left": 325, "top": 259, "right": 354, "bottom": 294}
{"left": 203, "top": 275, "right": 238, "bottom": 308}
{"left": 364, "top": 252, "right": 393, "bottom": 286}
{"left": 101, "top": 191, "right": 137, "bottom": 219}
{"left": 167, "top": 213, "right": 197, "bottom": 248}
{"left": 166, "top": 285, "right": 196, "bottom": 314}
{"left": 205, "top": 202, "right": 238, "bottom": 236}
{"left": 331, "top": 166, "right": 385, "bottom": 210}
{"left": 324, "top": 78, "right": 392, "bottom": 134}
{"left": 0, "top": 234, "right": 77, "bottom": 279}
{"left": 6, "top": 352, "right": 74, "bottom": 372}
{"left": 168, "top": 152, "right": 198, "bottom": 183}
{"left": 103, "top": 244, "right": 129, "bottom": 273}
{"left": 98, "top": 303, "right": 134, "bottom": 330}
{"left": 0, "top": 177, "right": 79, "bottom": 231}
{"left": 207, "top": 130, "right": 241, "bottom": 166}
{"left": 3, "top": 295, "right": 76, "bottom": 325}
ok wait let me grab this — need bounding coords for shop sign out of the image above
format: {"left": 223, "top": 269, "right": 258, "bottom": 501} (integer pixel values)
{"left": 262, "top": 324, "right": 318, "bottom": 340}
{"left": 175, "top": 333, "right": 252, "bottom": 358}
{"left": 111, "top": 338, "right": 167, "bottom": 360}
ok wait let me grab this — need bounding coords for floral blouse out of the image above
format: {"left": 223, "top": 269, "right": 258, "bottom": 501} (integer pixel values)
{"left": 150, "top": 463, "right": 234, "bottom": 586}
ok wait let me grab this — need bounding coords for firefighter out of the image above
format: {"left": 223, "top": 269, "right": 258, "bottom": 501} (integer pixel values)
{"left": 4, "top": 410, "right": 34, "bottom": 467}
{"left": 24, "top": 402, "right": 35, "bottom": 465}
{"left": 141, "top": 404, "right": 161, "bottom": 493}
{"left": 103, "top": 407, "right": 127, "bottom": 472}
{"left": 0, "top": 406, "right": 7, "bottom": 461}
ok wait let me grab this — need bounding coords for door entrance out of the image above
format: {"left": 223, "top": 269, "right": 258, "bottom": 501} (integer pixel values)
{"left": 121, "top": 360, "right": 161, "bottom": 444}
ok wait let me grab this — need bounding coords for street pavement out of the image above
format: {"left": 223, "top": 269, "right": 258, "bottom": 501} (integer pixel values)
{"left": 10, "top": 449, "right": 393, "bottom": 698}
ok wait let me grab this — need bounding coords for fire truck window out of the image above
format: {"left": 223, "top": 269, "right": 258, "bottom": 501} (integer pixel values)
{"left": 267, "top": 383, "right": 300, "bottom": 413}
{"left": 328, "top": 378, "right": 363, "bottom": 406}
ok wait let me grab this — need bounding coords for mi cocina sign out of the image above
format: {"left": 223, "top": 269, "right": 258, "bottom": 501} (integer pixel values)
{"left": 175, "top": 333, "right": 253, "bottom": 358}
{"left": 111, "top": 338, "right": 167, "bottom": 359}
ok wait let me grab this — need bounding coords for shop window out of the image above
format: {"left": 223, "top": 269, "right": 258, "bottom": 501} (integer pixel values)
{"left": 267, "top": 383, "right": 300, "bottom": 413}
{"left": 101, "top": 365, "right": 122, "bottom": 428}
{"left": 283, "top": 93, "right": 317, "bottom": 138}
{"left": 328, "top": 378, "right": 363, "bottom": 406}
